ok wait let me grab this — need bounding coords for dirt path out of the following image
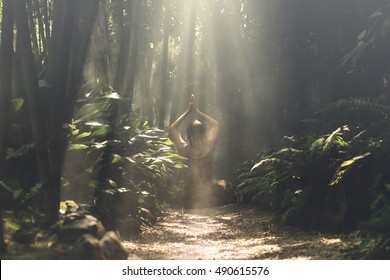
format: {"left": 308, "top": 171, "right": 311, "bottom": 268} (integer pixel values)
{"left": 122, "top": 204, "right": 362, "bottom": 260}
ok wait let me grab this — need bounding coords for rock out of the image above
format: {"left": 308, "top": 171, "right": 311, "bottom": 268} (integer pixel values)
{"left": 13, "top": 223, "right": 38, "bottom": 244}
{"left": 69, "top": 232, "right": 128, "bottom": 260}
{"left": 100, "top": 231, "right": 128, "bottom": 260}
{"left": 57, "top": 213, "right": 106, "bottom": 244}
{"left": 53, "top": 211, "right": 128, "bottom": 259}
{"left": 72, "top": 234, "right": 105, "bottom": 260}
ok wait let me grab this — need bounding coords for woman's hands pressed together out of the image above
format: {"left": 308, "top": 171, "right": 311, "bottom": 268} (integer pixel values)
{"left": 187, "top": 94, "right": 198, "bottom": 114}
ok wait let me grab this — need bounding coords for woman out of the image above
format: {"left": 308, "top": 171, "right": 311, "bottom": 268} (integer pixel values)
{"left": 169, "top": 95, "right": 220, "bottom": 208}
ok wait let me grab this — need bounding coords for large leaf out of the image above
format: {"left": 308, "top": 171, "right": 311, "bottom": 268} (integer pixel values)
{"left": 85, "top": 121, "right": 106, "bottom": 127}
{"left": 68, "top": 144, "right": 89, "bottom": 150}
{"left": 330, "top": 152, "right": 371, "bottom": 186}
{"left": 11, "top": 98, "right": 24, "bottom": 111}
{"left": 74, "top": 131, "right": 92, "bottom": 140}
{"left": 99, "top": 91, "right": 121, "bottom": 100}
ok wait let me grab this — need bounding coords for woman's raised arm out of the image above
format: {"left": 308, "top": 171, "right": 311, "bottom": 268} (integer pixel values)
{"left": 168, "top": 95, "right": 196, "bottom": 155}
{"left": 194, "top": 108, "right": 219, "bottom": 146}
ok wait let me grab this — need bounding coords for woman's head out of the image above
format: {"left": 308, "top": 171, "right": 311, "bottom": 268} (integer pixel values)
{"left": 186, "top": 120, "right": 207, "bottom": 147}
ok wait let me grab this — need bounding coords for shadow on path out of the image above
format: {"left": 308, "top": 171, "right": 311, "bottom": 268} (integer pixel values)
{"left": 122, "top": 204, "right": 361, "bottom": 260}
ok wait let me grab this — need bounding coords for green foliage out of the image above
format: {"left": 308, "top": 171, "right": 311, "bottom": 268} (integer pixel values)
{"left": 6, "top": 144, "right": 35, "bottom": 161}
{"left": 330, "top": 153, "right": 371, "bottom": 186}
{"left": 341, "top": 5, "right": 390, "bottom": 76}
{"left": 236, "top": 96, "right": 390, "bottom": 233}
{"left": 4, "top": 143, "right": 40, "bottom": 201}
{"left": 11, "top": 98, "right": 25, "bottom": 112}
{"left": 355, "top": 183, "right": 390, "bottom": 259}
{"left": 366, "top": 184, "right": 390, "bottom": 234}
{"left": 62, "top": 86, "right": 186, "bottom": 236}
{"left": 0, "top": 178, "right": 43, "bottom": 211}
{"left": 311, "top": 97, "right": 390, "bottom": 131}
{"left": 340, "top": 4, "right": 390, "bottom": 98}
{"left": 236, "top": 140, "right": 305, "bottom": 212}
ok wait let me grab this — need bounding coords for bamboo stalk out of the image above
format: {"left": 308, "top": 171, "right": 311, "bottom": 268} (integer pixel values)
{"left": 13, "top": 0, "right": 56, "bottom": 224}
{"left": 0, "top": 0, "right": 15, "bottom": 253}
{"left": 126, "top": 0, "right": 141, "bottom": 104}
{"left": 45, "top": 0, "right": 79, "bottom": 208}
{"left": 35, "top": 0, "right": 47, "bottom": 54}
{"left": 158, "top": 7, "right": 170, "bottom": 129}
{"left": 0, "top": 0, "right": 14, "bottom": 176}
{"left": 26, "top": 0, "right": 40, "bottom": 57}
{"left": 114, "top": 0, "right": 132, "bottom": 97}
{"left": 42, "top": 0, "right": 51, "bottom": 46}
{"left": 64, "top": 0, "right": 100, "bottom": 122}
{"left": 59, "top": 0, "right": 100, "bottom": 188}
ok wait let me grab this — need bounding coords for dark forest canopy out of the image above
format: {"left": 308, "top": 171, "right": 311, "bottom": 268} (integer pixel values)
{"left": 1, "top": 0, "right": 390, "bottom": 259}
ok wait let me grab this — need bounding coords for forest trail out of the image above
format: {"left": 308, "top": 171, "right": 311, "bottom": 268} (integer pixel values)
{"left": 122, "top": 204, "right": 362, "bottom": 260}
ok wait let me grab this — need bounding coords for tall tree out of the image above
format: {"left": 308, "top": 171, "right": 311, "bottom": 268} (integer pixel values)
{"left": 12, "top": 0, "right": 100, "bottom": 225}
{"left": 158, "top": 2, "right": 171, "bottom": 129}
{"left": 13, "top": 0, "right": 57, "bottom": 224}
{"left": 0, "top": 0, "right": 14, "bottom": 253}
{"left": 114, "top": 0, "right": 132, "bottom": 96}
{"left": 0, "top": 0, "right": 14, "bottom": 175}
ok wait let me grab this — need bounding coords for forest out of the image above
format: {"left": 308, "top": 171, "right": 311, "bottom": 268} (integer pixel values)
{"left": 0, "top": 0, "right": 390, "bottom": 260}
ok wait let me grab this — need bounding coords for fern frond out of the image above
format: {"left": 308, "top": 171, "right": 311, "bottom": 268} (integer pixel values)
{"left": 310, "top": 125, "right": 349, "bottom": 153}
{"left": 250, "top": 158, "right": 290, "bottom": 173}
{"left": 312, "top": 98, "right": 390, "bottom": 128}
{"left": 6, "top": 143, "right": 35, "bottom": 160}
{"left": 324, "top": 125, "right": 350, "bottom": 151}
{"left": 330, "top": 152, "right": 371, "bottom": 186}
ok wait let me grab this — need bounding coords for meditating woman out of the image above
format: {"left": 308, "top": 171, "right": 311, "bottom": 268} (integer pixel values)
{"left": 169, "top": 95, "right": 220, "bottom": 208}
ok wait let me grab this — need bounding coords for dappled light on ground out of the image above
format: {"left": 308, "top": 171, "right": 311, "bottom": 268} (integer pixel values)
{"left": 122, "top": 204, "right": 361, "bottom": 260}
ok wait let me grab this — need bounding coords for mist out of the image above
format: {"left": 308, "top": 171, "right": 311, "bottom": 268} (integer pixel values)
{"left": 83, "top": 0, "right": 389, "bottom": 180}
{"left": 2, "top": 0, "right": 390, "bottom": 261}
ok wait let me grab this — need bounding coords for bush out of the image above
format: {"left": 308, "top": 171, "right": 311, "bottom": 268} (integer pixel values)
{"left": 236, "top": 97, "right": 390, "bottom": 234}
{"left": 61, "top": 86, "right": 186, "bottom": 236}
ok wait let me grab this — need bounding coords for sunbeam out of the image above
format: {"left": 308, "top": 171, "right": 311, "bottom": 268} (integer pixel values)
{"left": 2, "top": 0, "right": 389, "bottom": 263}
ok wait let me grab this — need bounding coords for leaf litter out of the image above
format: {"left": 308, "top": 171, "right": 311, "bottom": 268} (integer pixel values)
{"left": 122, "top": 204, "right": 362, "bottom": 260}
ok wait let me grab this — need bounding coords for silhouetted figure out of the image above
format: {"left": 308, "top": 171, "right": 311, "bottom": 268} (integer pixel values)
{"left": 169, "top": 95, "right": 222, "bottom": 208}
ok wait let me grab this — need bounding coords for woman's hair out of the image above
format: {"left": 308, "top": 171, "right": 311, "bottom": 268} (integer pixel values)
{"left": 186, "top": 120, "right": 207, "bottom": 147}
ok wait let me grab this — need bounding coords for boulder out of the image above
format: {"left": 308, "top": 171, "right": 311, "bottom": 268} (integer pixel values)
{"left": 100, "top": 231, "right": 128, "bottom": 260}
{"left": 56, "top": 212, "right": 128, "bottom": 259}
{"left": 70, "top": 231, "right": 128, "bottom": 260}
{"left": 72, "top": 234, "right": 105, "bottom": 260}
{"left": 57, "top": 213, "right": 106, "bottom": 244}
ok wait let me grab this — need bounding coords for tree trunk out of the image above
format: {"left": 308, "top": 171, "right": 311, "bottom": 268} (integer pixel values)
{"left": 114, "top": 0, "right": 131, "bottom": 97}
{"left": 90, "top": 1, "right": 111, "bottom": 86}
{"left": 169, "top": 0, "right": 197, "bottom": 123}
{"left": 63, "top": 0, "right": 100, "bottom": 122}
{"left": 0, "top": 0, "right": 15, "bottom": 253}
{"left": 46, "top": 0, "right": 100, "bottom": 223}
{"left": 35, "top": 0, "right": 47, "bottom": 54}
{"left": 0, "top": 0, "right": 14, "bottom": 176}
{"left": 158, "top": 13, "right": 170, "bottom": 129}
{"left": 140, "top": 47, "right": 156, "bottom": 125}
{"left": 42, "top": 0, "right": 51, "bottom": 46}
{"left": 139, "top": 0, "right": 163, "bottom": 126}
{"left": 13, "top": 0, "right": 100, "bottom": 225}
{"left": 13, "top": 0, "right": 54, "bottom": 224}
{"left": 96, "top": 0, "right": 130, "bottom": 185}
{"left": 42, "top": 0, "right": 80, "bottom": 225}
{"left": 125, "top": 0, "right": 141, "bottom": 104}
{"left": 27, "top": 0, "right": 39, "bottom": 57}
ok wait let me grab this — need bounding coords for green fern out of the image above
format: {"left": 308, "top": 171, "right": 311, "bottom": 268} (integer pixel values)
{"left": 310, "top": 125, "right": 349, "bottom": 153}
{"left": 312, "top": 98, "right": 390, "bottom": 130}
{"left": 330, "top": 152, "right": 371, "bottom": 186}
{"left": 6, "top": 143, "right": 35, "bottom": 160}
